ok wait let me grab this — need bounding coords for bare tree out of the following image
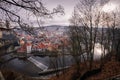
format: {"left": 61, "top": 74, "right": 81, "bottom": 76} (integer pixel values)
{"left": 71, "top": 0, "right": 105, "bottom": 70}
{"left": 0, "top": 0, "right": 64, "bottom": 33}
{"left": 68, "top": 0, "right": 111, "bottom": 79}
{"left": 101, "top": 6, "right": 120, "bottom": 60}
{"left": 0, "top": 0, "right": 65, "bottom": 79}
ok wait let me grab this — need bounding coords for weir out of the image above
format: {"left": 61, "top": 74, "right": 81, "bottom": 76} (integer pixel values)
{"left": 28, "top": 57, "right": 48, "bottom": 71}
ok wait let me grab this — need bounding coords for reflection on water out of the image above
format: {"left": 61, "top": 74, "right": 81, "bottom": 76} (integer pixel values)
{"left": 93, "top": 43, "right": 107, "bottom": 60}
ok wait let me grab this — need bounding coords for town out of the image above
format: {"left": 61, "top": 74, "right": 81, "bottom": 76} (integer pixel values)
{"left": 0, "top": 0, "right": 120, "bottom": 80}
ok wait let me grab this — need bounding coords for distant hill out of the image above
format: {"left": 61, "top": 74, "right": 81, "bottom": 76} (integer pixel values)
{"left": 13, "top": 25, "right": 120, "bottom": 35}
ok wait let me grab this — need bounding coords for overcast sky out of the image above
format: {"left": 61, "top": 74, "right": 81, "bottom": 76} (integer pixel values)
{"left": 41, "top": 0, "right": 120, "bottom": 26}
{"left": 42, "top": 0, "right": 78, "bottom": 26}
{"left": 1, "top": 0, "right": 120, "bottom": 27}
{"left": 19, "top": 0, "right": 119, "bottom": 27}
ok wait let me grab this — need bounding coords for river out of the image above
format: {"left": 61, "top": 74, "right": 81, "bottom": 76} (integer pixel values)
{"left": 1, "top": 43, "right": 108, "bottom": 77}
{"left": 1, "top": 54, "right": 74, "bottom": 77}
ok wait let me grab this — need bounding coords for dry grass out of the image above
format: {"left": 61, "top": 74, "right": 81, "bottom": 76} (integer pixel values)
{"left": 50, "top": 57, "right": 120, "bottom": 80}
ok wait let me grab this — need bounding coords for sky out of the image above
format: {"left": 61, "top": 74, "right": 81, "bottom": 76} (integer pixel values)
{"left": 0, "top": 0, "right": 120, "bottom": 27}
{"left": 42, "top": 0, "right": 78, "bottom": 26}
{"left": 41, "top": 0, "right": 120, "bottom": 26}
{"left": 9, "top": 0, "right": 119, "bottom": 27}
{"left": 0, "top": 0, "right": 78, "bottom": 27}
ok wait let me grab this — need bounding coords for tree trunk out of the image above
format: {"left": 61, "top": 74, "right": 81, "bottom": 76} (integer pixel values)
{"left": 0, "top": 71, "right": 5, "bottom": 80}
